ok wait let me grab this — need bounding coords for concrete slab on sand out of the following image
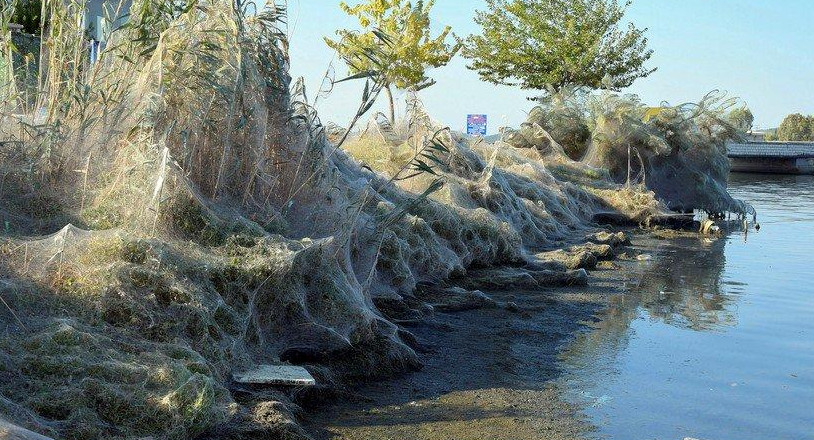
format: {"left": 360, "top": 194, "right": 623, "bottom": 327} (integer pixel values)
{"left": 233, "top": 365, "right": 316, "bottom": 386}
{"left": 0, "top": 419, "right": 55, "bottom": 440}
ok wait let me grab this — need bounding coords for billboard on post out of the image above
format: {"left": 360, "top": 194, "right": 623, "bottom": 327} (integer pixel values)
{"left": 467, "top": 114, "right": 487, "bottom": 136}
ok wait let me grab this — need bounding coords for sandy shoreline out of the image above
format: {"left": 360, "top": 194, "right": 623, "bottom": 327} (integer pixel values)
{"left": 302, "top": 232, "right": 667, "bottom": 440}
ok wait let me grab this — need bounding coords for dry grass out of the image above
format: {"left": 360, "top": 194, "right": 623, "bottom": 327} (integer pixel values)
{"left": 0, "top": 2, "right": 751, "bottom": 439}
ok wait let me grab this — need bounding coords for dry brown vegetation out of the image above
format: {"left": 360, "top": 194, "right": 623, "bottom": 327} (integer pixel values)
{"left": 0, "top": 2, "right": 751, "bottom": 439}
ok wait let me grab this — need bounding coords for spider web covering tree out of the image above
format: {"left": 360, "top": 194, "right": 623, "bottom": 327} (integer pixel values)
{"left": 463, "top": 0, "right": 655, "bottom": 94}
{"left": 325, "top": 0, "right": 460, "bottom": 124}
{"left": 726, "top": 105, "right": 754, "bottom": 133}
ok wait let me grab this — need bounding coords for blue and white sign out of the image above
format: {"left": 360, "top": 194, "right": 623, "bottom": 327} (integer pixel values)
{"left": 467, "top": 114, "right": 488, "bottom": 136}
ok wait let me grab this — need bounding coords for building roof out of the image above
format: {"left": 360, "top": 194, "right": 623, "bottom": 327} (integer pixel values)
{"left": 727, "top": 142, "right": 814, "bottom": 158}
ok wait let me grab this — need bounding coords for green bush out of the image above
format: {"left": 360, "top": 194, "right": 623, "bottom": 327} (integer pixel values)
{"left": 776, "top": 113, "right": 814, "bottom": 142}
{"left": 12, "top": 0, "right": 42, "bottom": 35}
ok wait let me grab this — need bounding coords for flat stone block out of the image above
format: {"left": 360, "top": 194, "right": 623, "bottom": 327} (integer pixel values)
{"left": 232, "top": 365, "right": 316, "bottom": 386}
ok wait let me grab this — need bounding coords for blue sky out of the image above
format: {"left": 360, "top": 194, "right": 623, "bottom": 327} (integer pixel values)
{"left": 286, "top": 0, "right": 814, "bottom": 134}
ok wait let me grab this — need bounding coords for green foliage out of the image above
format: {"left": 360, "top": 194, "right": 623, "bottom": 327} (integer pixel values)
{"left": 325, "top": 0, "right": 460, "bottom": 121}
{"left": 726, "top": 105, "right": 754, "bottom": 133}
{"left": 11, "top": 0, "right": 42, "bottom": 35}
{"left": 776, "top": 113, "right": 814, "bottom": 142}
{"left": 463, "top": 0, "right": 655, "bottom": 93}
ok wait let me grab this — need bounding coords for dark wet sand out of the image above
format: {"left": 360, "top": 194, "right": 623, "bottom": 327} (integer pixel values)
{"left": 305, "top": 235, "right": 661, "bottom": 440}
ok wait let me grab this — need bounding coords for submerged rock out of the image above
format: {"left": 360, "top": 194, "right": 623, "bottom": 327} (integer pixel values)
{"left": 529, "top": 268, "right": 589, "bottom": 287}
{"left": 596, "top": 261, "right": 618, "bottom": 270}
{"left": 586, "top": 231, "right": 631, "bottom": 247}
{"left": 523, "top": 259, "right": 569, "bottom": 272}
{"left": 579, "top": 243, "right": 615, "bottom": 260}
{"left": 535, "top": 241, "right": 615, "bottom": 270}
{"left": 414, "top": 286, "right": 498, "bottom": 313}
{"left": 463, "top": 267, "right": 588, "bottom": 290}
{"left": 536, "top": 249, "right": 598, "bottom": 270}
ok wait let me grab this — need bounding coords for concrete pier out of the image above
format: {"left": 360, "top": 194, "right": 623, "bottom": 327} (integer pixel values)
{"left": 727, "top": 142, "right": 814, "bottom": 174}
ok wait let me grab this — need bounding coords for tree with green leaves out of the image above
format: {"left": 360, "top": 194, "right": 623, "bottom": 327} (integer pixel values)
{"left": 463, "top": 0, "right": 655, "bottom": 94}
{"left": 11, "top": 0, "right": 42, "bottom": 35}
{"left": 325, "top": 0, "right": 460, "bottom": 123}
{"left": 776, "top": 113, "right": 814, "bottom": 142}
{"left": 727, "top": 106, "right": 754, "bottom": 133}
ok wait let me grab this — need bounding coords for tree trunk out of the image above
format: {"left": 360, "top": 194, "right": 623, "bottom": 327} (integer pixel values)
{"left": 626, "top": 143, "right": 631, "bottom": 187}
{"left": 385, "top": 84, "right": 395, "bottom": 125}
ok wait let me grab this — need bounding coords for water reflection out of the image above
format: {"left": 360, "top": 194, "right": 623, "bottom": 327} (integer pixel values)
{"left": 560, "top": 173, "right": 814, "bottom": 440}
{"left": 558, "top": 234, "right": 740, "bottom": 412}
{"left": 634, "top": 237, "right": 736, "bottom": 331}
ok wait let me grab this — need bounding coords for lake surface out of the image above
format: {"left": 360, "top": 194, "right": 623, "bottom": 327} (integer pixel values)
{"left": 560, "top": 173, "right": 814, "bottom": 440}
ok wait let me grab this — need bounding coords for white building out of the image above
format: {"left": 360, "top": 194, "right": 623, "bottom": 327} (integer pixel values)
{"left": 84, "top": 0, "right": 132, "bottom": 62}
{"left": 85, "top": 0, "right": 132, "bottom": 39}
{"left": 745, "top": 130, "right": 767, "bottom": 143}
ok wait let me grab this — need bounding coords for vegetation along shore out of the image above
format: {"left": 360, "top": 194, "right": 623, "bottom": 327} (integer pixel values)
{"left": 0, "top": 0, "right": 759, "bottom": 438}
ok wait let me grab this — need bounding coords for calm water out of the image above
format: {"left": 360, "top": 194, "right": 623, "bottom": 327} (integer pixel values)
{"left": 560, "top": 173, "right": 814, "bottom": 440}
